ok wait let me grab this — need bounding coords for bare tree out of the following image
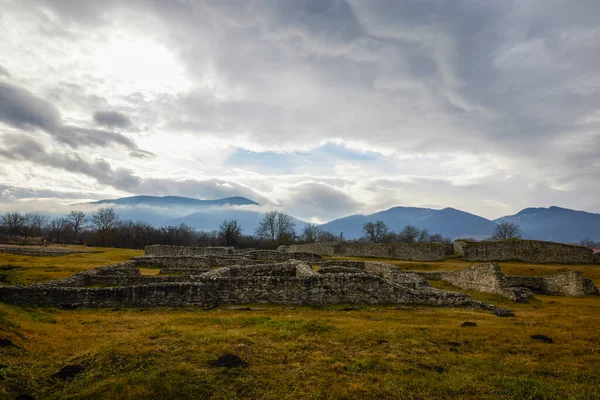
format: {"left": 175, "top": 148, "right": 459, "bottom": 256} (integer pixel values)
{"left": 218, "top": 219, "right": 242, "bottom": 246}
{"left": 48, "top": 217, "right": 69, "bottom": 243}
{"left": 301, "top": 223, "right": 324, "bottom": 243}
{"left": 362, "top": 220, "right": 389, "bottom": 243}
{"left": 32, "top": 214, "right": 48, "bottom": 237}
{"left": 580, "top": 239, "right": 600, "bottom": 248}
{"left": 22, "top": 213, "right": 40, "bottom": 244}
{"left": 90, "top": 208, "right": 120, "bottom": 233}
{"left": 1, "top": 212, "right": 23, "bottom": 235}
{"left": 490, "top": 221, "right": 522, "bottom": 240}
{"left": 255, "top": 211, "right": 296, "bottom": 244}
{"left": 417, "top": 228, "right": 430, "bottom": 243}
{"left": 67, "top": 211, "right": 87, "bottom": 242}
{"left": 319, "top": 230, "right": 339, "bottom": 242}
{"left": 398, "top": 224, "right": 420, "bottom": 243}
{"left": 428, "top": 233, "right": 451, "bottom": 243}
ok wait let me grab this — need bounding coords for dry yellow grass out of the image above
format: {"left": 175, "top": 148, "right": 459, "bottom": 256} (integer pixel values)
{"left": 0, "top": 247, "right": 143, "bottom": 285}
{"left": 1, "top": 251, "right": 600, "bottom": 399}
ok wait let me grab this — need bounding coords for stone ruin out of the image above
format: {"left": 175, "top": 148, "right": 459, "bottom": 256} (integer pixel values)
{"left": 283, "top": 239, "right": 600, "bottom": 264}
{"left": 415, "top": 262, "right": 599, "bottom": 303}
{"left": 0, "top": 245, "right": 91, "bottom": 257}
{"left": 0, "top": 245, "right": 596, "bottom": 315}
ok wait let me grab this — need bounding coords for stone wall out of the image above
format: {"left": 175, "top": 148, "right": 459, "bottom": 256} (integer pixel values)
{"left": 144, "top": 245, "right": 234, "bottom": 257}
{"left": 159, "top": 267, "right": 211, "bottom": 275}
{"left": 284, "top": 242, "right": 452, "bottom": 261}
{"left": 317, "top": 260, "right": 431, "bottom": 290}
{"left": 0, "top": 245, "right": 90, "bottom": 257}
{"left": 286, "top": 242, "right": 342, "bottom": 256}
{"left": 415, "top": 263, "right": 598, "bottom": 302}
{"left": 0, "top": 259, "right": 518, "bottom": 316}
{"left": 133, "top": 256, "right": 212, "bottom": 269}
{"left": 455, "top": 240, "right": 595, "bottom": 264}
{"left": 244, "top": 250, "right": 324, "bottom": 262}
{"left": 0, "top": 274, "right": 477, "bottom": 309}
{"left": 133, "top": 254, "right": 270, "bottom": 269}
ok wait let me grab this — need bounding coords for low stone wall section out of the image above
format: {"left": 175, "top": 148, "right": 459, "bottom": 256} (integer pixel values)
{"left": 159, "top": 267, "right": 211, "bottom": 275}
{"left": 244, "top": 250, "right": 323, "bottom": 262}
{"left": 319, "top": 260, "right": 430, "bottom": 290}
{"left": 133, "top": 256, "right": 212, "bottom": 269}
{"left": 0, "top": 245, "right": 91, "bottom": 257}
{"left": 0, "top": 260, "right": 515, "bottom": 316}
{"left": 202, "top": 262, "right": 302, "bottom": 278}
{"left": 284, "top": 242, "right": 452, "bottom": 261}
{"left": 455, "top": 240, "right": 595, "bottom": 264}
{"left": 414, "top": 263, "right": 598, "bottom": 302}
{"left": 0, "top": 274, "right": 477, "bottom": 309}
{"left": 285, "top": 242, "right": 342, "bottom": 256}
{"left": 144, "top": 245, "right": 234, "bottom": 257}
{"left": 318, "top": 266, "right": 364, "bottom": 275}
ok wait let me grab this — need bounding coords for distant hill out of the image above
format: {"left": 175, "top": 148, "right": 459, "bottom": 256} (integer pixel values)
{"left": 496, "top": 206, "right": 600, "bottom": 243}
{"left": 321, "top": 206, "right": 497, "bottom": 240}
{"left": 88, "top": 195, "right": 258, "bottom": 208}
{"left": 82, "top": 196, "right": 600, "bottom": 244}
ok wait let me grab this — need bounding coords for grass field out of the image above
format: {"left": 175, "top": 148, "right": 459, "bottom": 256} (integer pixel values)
{"left": 1, "top": 249, "right": 600, "bottom": 399}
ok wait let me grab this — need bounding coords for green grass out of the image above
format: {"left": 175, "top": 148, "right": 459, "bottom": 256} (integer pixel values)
{"left": 1, "top": 250, "right": 600, "bottom": 398}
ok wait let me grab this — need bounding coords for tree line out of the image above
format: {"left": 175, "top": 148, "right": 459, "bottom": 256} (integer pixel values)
{"left": 2, "top": 209, "right": 597, "bottom": 249}
{"left": 0, "top": 209, "right": 331, "bottom": 249}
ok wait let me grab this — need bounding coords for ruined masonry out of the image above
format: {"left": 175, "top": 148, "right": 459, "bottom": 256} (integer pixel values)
{"left": 0, "top": 245, "right": 597, "bottom": 314}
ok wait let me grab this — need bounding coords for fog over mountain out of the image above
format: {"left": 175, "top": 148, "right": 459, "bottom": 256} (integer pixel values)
{"left": 67, "top": 195, "right": 600, "bottom": 243}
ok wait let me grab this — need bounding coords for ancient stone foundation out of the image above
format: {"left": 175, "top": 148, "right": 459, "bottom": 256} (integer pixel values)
{"left": 3, "top": 245, "right": 595, "bottom": 314}
{"left": 0, "top": 257, "right": 512, "bottom": 316}
{"left": 415, "top": 263, "right": 599, "bottom": 303}
{"left": 454, "top": 240, "right": 595, "bottom": 264}
{"left": 144, "top": 245, "right": 235, "bottom": 257}
{"left": 0, "top": 245, "right": 91, "bottom": 257}
{"left": 283, "top": 242, "right": 453, "bottom": 261}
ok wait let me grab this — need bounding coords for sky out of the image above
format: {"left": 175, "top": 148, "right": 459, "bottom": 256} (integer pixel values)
{"left": 0, "top": 0, "right": 599, "bottom": 223}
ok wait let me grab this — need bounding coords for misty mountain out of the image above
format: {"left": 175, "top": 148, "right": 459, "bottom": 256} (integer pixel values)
{"left": 167, "top": 209, "right": 308, "bottom": 235}
{"left": 496, "top": 206, "right": 600, "bottom": 243}
{"left": 88, "top": 195, "right": 258, "bottom": 208}
{"left": 80, "top": 196, "right": 600, "bottom": 244}
{"left": 321, "top": 206, "right": 497, "bottom": 240}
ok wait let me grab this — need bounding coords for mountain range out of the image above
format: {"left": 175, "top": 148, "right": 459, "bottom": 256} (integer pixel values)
{"left": 85, "top": 195, "right": 600, "bottom": 243}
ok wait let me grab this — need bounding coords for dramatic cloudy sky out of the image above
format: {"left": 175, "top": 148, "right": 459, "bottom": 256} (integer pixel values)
{"left": 1, "top": 0, "right": 599, "bottom": 222}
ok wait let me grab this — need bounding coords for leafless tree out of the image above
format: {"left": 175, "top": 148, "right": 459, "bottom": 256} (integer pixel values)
{"left": 90, "top": 208, "right": 120, "bottom": 233}
{"left": 490, "top": 221, "right": 522, "bottom": 240}
{"left": 417, "top": 228, "right": 430, "bottom": 243}
{"left": 398, "top": 224, "right": 420, "bottom": 243}
{"left": 301, "top": 223, "right": 324, "bottom": 243}
{"left": 255, "top": 211, "right": 296, "bottom": 244}
{"left": 67, "top": 211, "right": 87, "bottom": 242}
{"left": 48, "top": 217, "right": 69, "bottom": 243}
{"left": 22, "top": 213, "right": 41, "bottom": 244}
{"left": 32, "top": 214, "right": 48, "bottom": 237}
{"left": 1, "top": 212, "right": 23, "bottom": 235}
{"left": 218, "top": 219, "right": 242, "bottom": 246}
{"left": 362, "top": 220, "right": 389, "bottom": 243}
{"left": 580, "top": 239, "right": 600, "bottom": 248}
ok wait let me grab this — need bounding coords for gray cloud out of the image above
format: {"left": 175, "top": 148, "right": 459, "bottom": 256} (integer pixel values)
{"left": 284, "top": 181, "right": 362, "bottom": 221}
{"left": 0, "top": 65, "right": 10, "bottom": 78}
{"left": 0, "top": 81, "right": 140, "bottom": 150}
{"left": 0, "top": 133, "right": 267, "bottom": 204}
{"left": 94, "top": 110, "right": 132, "bottom": 129}
{"left": 2, "top": 0, "right": 600, "bottom": 219}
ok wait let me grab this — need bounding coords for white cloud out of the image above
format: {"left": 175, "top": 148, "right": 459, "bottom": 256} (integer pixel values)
{"left": 0, "top": 0, "right": 599, "bottom": 222}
